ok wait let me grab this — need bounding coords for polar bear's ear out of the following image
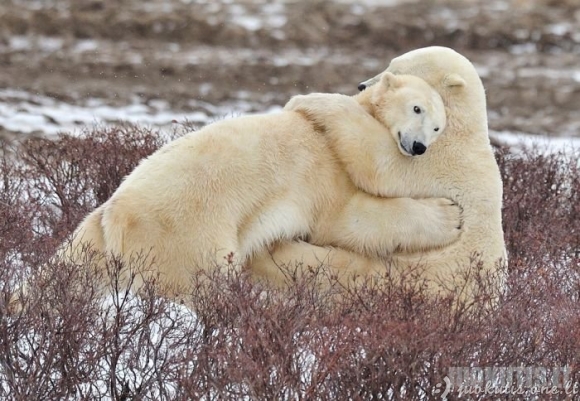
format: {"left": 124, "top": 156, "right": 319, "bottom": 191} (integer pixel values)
{"left": 443, "top": 73, "right": 466, "bottom": 88}
{"left": 379, "top": 72, "right": 400, "bottom": 90}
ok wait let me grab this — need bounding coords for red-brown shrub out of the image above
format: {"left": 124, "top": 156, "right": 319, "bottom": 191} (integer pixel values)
{"left": 1, "top": 128, "right": 579, "bottom": 400}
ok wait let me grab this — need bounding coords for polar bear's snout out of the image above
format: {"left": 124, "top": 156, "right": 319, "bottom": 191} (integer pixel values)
{"left": 412, "top": 141, "right": 426, "bottom": 155}
{"left": 398, "top": 131, "right": 428, "bottom": 157}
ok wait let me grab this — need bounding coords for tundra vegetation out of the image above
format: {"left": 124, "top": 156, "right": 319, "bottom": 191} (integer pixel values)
{"left": 1, "top": 126, "right": 579, "bottom": 400}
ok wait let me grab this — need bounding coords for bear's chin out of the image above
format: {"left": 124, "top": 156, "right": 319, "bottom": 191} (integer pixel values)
{"left": 396, "top": 133, "right": 414, "bottom": 157}
{"left": 397, "top": 143, "right": 414, "bottom": 157}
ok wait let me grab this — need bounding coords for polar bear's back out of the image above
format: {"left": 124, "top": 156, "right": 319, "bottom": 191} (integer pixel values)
{"left": 118, "top": 112, "right": 334, "bottom": 207}
{"left": 100, "top": 111, "right": 345, "bottom": 276}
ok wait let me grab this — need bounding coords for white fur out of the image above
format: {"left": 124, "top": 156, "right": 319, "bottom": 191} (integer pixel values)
{"left": 61, "top": 72, "right": 460, "bottom": 299}
{"left": 238, "top": 200, "right": 311, "bottom": 258}
{"left": 253, "top": 46, "right": 507, "bottom": 303}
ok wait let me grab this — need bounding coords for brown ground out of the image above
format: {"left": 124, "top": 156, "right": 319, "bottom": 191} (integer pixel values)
{"left": 0, "top": 0, "right": 579, "bottom": 141}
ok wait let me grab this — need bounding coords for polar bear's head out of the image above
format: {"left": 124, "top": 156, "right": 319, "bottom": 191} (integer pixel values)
{"left": 359, "top": 46, "right": 487, "bottom": 135}
{"left": 371, "top": 72, "right": 446, "bottom": 157}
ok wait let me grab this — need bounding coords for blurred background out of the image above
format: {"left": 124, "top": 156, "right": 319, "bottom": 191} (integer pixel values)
{"left": 0, "top": 0, "right": 578, "bottom": 142}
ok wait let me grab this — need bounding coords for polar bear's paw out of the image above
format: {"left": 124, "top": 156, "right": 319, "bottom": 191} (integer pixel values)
{"left": 411, "top": 198, "right": 462, "bottom": 251}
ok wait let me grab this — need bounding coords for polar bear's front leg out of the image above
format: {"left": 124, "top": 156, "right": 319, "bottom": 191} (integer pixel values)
{"left": 324, "top": 192, "right": 462, "bottom": 256}
{"left": 285, "top": 94, "right": 376, "bottom": 139}
{"left": 285, "top": 93, "right": 404, "bottom": 197}
{"left": 285, "top": 93, "right": 368, "bottom": 122}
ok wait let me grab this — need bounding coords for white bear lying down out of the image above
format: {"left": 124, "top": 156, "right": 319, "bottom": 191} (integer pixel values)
{"left": 253, "top": 46, "right": 507, "bottom": 303}
{"left": 60, "top": 71, "right": 459, "bottom": 299}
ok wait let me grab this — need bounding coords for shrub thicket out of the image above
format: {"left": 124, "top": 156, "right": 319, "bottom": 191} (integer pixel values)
{"left": 1, "top": 127, "right": 579, "bottom": 400}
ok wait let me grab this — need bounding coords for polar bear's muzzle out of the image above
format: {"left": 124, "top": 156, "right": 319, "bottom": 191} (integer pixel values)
{"left": 398, "top": 131, "right": 427, "bottom": 157}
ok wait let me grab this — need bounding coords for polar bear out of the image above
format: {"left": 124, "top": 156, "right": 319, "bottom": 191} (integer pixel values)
{"left": 60, "top": 72, "right": 459, "bottom": 298}
{"left": 251, "top": 46, "right": 507, "bottom": 303}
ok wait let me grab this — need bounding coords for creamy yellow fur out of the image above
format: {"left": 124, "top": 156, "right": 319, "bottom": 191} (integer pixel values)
{"left": 62, "top": 73, "right": 459, "bottom": 297}
{"left": 252, "top": 47, "right": 507, "bottom": 302}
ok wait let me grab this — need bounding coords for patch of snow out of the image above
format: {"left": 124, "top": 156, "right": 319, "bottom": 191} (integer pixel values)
{"left": 509, "top": 43, "right": 537, "bottom": 55}
{"left": 0, "top": 89, "right": 284, "bottom": 136}
{"left": 233, "top": 15, "right": 263, "bottom": 31}
{"left": 74, "top": 39, "right": 100, "bottom": 53}
{"left": 546, "top": 23, "right": 571, "bottom": 36}
{"left": 350, "top": 4, "right": 366, "bottom": 15}
{"left": 8, "top": 35, "right": 64, "bottom": 52}
{"left": 517, "top": 67, "right": 580, "bottom": 82}
{"left": 263, "top": 3, "right": 287, "bottom": 28}
{"left": 8, "top": 36, "right": 32, "bottom": 51}
{"left": 491, "top": 130, "right": 580, "bottom": 156}
{"left": 227, "top": 2, "right": 287, "bottom": 31}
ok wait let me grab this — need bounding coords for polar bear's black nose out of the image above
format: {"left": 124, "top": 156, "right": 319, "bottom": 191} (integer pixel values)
{"left": 358, "top": 83, "right": 367, "bottom": 91}
{"left": 412, "top": 141, "right": 426, "bottom": 155}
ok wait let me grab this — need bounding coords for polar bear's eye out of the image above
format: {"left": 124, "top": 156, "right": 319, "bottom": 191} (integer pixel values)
{"left": 434, "top": 127, "right": 439, "bottom": 132}
{"left": 413, "top": 106, "right": 421, "bottom": 114}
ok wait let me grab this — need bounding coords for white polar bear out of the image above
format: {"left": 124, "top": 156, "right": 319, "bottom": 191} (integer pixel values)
{"left": 251, "top": 46, "right": 507, "bottom": 303}
{"left": 61, "top": 72, "right": 459, "bottom": 298}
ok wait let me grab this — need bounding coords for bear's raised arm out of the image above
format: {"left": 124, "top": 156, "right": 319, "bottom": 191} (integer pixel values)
{"left": 284, "top": 72, "right": 447, "bottom": 199}
{"left": 284, "top": 93, "right": 397, "bottom": 196}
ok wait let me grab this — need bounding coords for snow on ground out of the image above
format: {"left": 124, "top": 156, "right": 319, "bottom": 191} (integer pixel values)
{"left": 492, "top": 130, "right": 580, "bottom": 155}
{"left": 0, "top": 88, "right": 283, "bottom": 136}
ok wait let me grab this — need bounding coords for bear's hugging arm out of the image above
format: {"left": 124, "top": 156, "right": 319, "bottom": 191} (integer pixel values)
{"left": 284, "top": 93, "right": 405, "bottom": 198}
{"left": 323, "top": 192, "right": 462, "bottom": 256}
